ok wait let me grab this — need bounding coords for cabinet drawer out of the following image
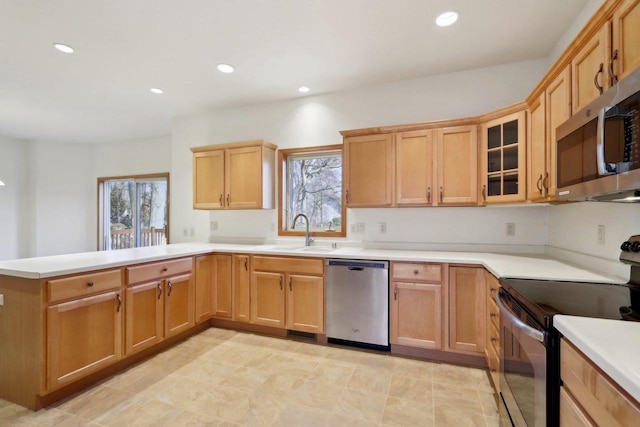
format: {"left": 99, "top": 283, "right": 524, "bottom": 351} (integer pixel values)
{"left": 252, "top": 256, "right": 323, "bottom": 275}
{"left": 47, "top": 269, "right": 122, "bottom": 303}
{"left": 560, "top": 386, "right": 596, "bottom": 427}
{"left": 126, "top": 257, "right": 193, "bottom": 285}
{"left": 391, "top": 262, "right": 442, "bottom": 282}
{"left": 488, "top": 297, "right": 499, "bottom": 331}
{"left": 561, "top": 339, "right": 640, "bottom": 426}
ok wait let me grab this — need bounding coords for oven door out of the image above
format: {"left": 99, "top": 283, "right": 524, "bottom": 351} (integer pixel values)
{"left": 496, "top": 291, "right": 547, "bottom": 427}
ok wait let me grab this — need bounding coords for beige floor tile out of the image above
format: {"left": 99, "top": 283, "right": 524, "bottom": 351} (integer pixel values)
{"left": 485, "top": 415, "right": 500, "bottom": 427}
{"left": 381, "top": 396, "right": 434, "bottom": 427}
{"left": 324, "top": 347, "right": 364, "bottom": 366}
{"left": 259, "top": 372, "right": 307, "bottom": 396}
{"left": 296, "top": 342, "right": 331, "bottom": 358}
{"left": 308, "top": 363, "right": 355, "bottom": 387}
{"left": 241, "top": 350, "right": 286, "bottom": 372}
{"left": 183, "top": 386, "right": 249, "bottom": 419}
{"left": 138, "top": 374, "right": 209, "bottom": 407}
{"left": 388, "top": 374, "right": 433, "bottom": 402}
{"left": 53, "top": 384, "right": 135, "bottom": 421}
{"left": 357, "top": 352, "right": 397, "bottom": 371}
{"left": 333, "top": 388, "right": 386, "bottom": 422}
{"left": 175, "top": 359, "right": 239, "bottom": 385}
{"left": 434, "top": 406, "right": 487, "bottom": 427}
{"left": 166, "top": 409, "right": 223, "bottom": 426}
{"left": 347, "top": 367, "right": 392, "bottom": 395}
{"left": 432, "top": 383, "right": 484, "bottom": 416}
{"left": 269, "top": 355, "right": 319, "bottom": 379}
{"left": 288, "top": 380, "right": 343, "bottom": 412}
{"left": 432, "top": 364, "right": 493, "bottom": 392}
{"left": 216, "top": 345, "right": 265, "bottom": 366}
{"left": 478, "top": 390, "right": 499, "bottom": 417}
{"left": 325, "top": 413, "right": 379, "bottom": 427}
{"left": 217, "top": 392, "right": 287, "bottom": 426}
{"left": 0, "top": 401, "right": 32, "bottom": 425}
{"left": 91, "top": 394, "right": 183, "bottom": 426}
{"left": 392, "top": 357, "right": 435, "bottom": 379}
{"left": 273, "top": 404, "right": 330, "bottom": 427}
{"left": 219, "top": 366, "right": 271, "bottom": 393}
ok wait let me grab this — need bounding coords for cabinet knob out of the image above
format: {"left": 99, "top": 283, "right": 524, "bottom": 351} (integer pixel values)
{"left": 87, "top": 281, "right": 94, "bottom": 287}
{"left": 162, "top": 267, "right": 168, "bottom": 272}
{"left": 413, "top": 269, "right": 419, "bottom": 275}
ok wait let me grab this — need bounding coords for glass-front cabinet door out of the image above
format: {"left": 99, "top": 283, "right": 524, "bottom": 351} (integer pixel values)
{"left": 481, "top": 110, "right": 527, "bottom": 204}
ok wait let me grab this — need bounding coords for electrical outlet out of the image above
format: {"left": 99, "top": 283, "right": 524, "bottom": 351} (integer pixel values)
{"left": 190, "top": 227, "right": 195, "bottom": 237}
{"left": 183, "top": 227, "right": 188, "bottom": 237}
{"left": 597, "top": 225, "right": 605, "bottom": 245}
{"left": 357, "top": 223, "right": 365, "bottom": 234}
{"left": 350, "top": 224, "right": 356, "bottom": 233}
{"left": 506, "top": 223, "right": 515, "bottom": 236}
{"left": 0, "top": 294, "right": 4, "bottom": 306}
{"left": 210, "top": 221, "right": 218, "bottom": 231}
{"left": 270, "top": 223, "right": 276, "bottom": 232}
{"left": 379, "top": 222, "right": 387, "bottom": 233}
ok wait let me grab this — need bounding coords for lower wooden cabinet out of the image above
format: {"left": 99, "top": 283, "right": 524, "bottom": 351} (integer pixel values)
{"left": 485, "top": 270, "right": 501, "bottom": 390}
{"left": 212, "top": 254, "right": 232, "bottom": 318}
{"left": 125, "top": 281, "right": 164, "bottom": 354}
{"left": 390, "top": 281, "right": 444, "bottom": 349}
{"left": 448, "top": 266, "right": 486, "bottom": 353}
{"left": 164, "top": 273, "right": 195, "bottom": 337}
{"left": 194, "top": 255, "right": 213, "bottom": 323}
{"left": 47, "top": 291, "right": 123, "bottom": 390}
{"left": 250, "top": 256, "right": 324, "bottom": 333}
{"left": 233, "top": 254, "right": 251, "bottom": 323}
{"left": 560, "top": 386, "right": 596, "bottom": 427}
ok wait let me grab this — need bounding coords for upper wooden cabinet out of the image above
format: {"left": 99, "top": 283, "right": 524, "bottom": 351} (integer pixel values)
{"left": 480, "top": 111, "right": 526, "bottom": 204}
{"left": 572, "top": 22, "right": 611, "bottom": 115}
{"left": 343, "top": 134, "right": 394, "bottom": 207}
{"left": 611, "top": 0, "right": 640, "bottom": 82}
{"left": 191, "top": 140, "right": 276, "bottom": 210}
{"left": 395, "top": 130, "right": 434, "bottom": 206}
{"left": 436, "top": 125, "right": 478, "bottom": 205}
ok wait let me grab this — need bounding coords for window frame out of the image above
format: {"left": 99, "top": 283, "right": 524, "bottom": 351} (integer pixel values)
{"left": 97, "top": 172, "right": 170, "bottom": 250}
{"left": 278, "top": 144, "right": 346, "bottom": 238}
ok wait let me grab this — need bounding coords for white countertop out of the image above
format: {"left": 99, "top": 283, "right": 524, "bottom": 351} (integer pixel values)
{"left": 0, "top": 242, "right": 624, "bottom": 283}
{"left": 554, "top": 315, "right": 640, "bottom": 403}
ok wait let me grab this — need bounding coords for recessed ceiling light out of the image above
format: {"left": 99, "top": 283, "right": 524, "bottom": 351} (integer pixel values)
{"left": 217, "top": 63, "right": 235, "bottom": 73}
{"left": 150, "top": 88, "right": 164, "bottom": 94}
{"left": 298, "top": 86, "right": 310, "bottom": 93}
{"left": 436, "top": 11, "right": 459, "bottom": 27}
{"left": 53, "top": 43, "right": 74, "bottom": 53}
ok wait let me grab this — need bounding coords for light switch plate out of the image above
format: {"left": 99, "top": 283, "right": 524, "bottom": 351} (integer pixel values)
{"left": 0, "top": 294, "right": 4, "bottom": 306}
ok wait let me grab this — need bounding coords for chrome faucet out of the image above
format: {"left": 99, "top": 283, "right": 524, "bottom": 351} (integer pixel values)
{"left": 292, "top": 213, "right": 314, "bottom": 246}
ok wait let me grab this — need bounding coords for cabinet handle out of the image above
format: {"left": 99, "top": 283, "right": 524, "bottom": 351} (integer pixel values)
{"left": 244, "top": 257, "right": 248, "bottom": 271}
{"left": 394, "top": 284, "right": 398, "bottom": 300}
{"left": 490, "top": 312, "right": 497, "bottom": 318}
{"left": 594, "top": 63, "right": 604, "bottom": 95}
{"left": 491, "top": 337, "right": 498, "bottom": 342}
{"left": 289, "top": 277, "right": 292, "bottom": 291}
{"left": 608, "top": 49, "right": 619, "bottom": 84}
{"left": 116, "top": 294, "right": 122, "bottom": 312}
{"left": 219, "top": 194, "right": 223, "bottom": 206}
{"left": 167, "top": 281, "right": 173, "bottom": 296}
{"left": 490, "top": 287, "right": 497, "bottom": 292}
{"left": 157, "top": 282, "right": 162, "bottom": 299}
{"left": 536, "top": 174, "right": 543, "bottom": 193}
{"left": 345, "top": 189, "right": 349, "bottom": 204}
{"left": 542, "top": 172, "right": 549, "bottom": 191}
{"left": 481, "top": 184, "right": 486, "bottom": 202}
{"left": 427, "top": 186, "right": 431, "bottom": 203}
{"left": 87, "top": 281, "right": 94, "bottom": 287}
{"left": 279, "top": 276, "right": 283, "bottom": 290}
{"left": 227, "top": 194, "right": 230, "bottom": 205}
{"left": 439, "top": 186, "right": 443, "bottom": 203}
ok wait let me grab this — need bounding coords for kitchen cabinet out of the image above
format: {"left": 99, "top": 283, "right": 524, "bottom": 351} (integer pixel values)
{"left": 395, "top": 130, "right": 434, "bottom": 206}
{"left": 125, "top": 258, "right": 194, "bottom": 355}
{"left": 212, "top": 254, "right": 232, "bottom": 318}
{"left": 251, "top": 256, "right": 324, "bottom": 333}
{"left": 481, "top": 111, "right": 526, "bottom": 203}
{"left": 485, "top": 270, "right": 501, "bottom": 391}
{"left": 343, "top": 133, "right": 394, "bottom": 207}
{"left": 527, "top": 66, "right": 572, "bottom": 201}
{"left": 436, "top": 125, "right": 479, "bottom": 205}
{"left": 572, "top": 22, "right": 611, "bottom": 115}
{"left": 560, "top": 338, "right": 640, "bottom": 426}
{"left": 390, "top": 262, "right": 445, "bottom": 350}
{"left": 611, "top": 0, "right": 640, "bottom": 83}
{"left": 194, "top": 255, "right": 213, "bottom": 323}
{"left": 233, "top": 254, "right": 251, "bottom": 323}
{"left": 46, "top": 270, "right": 123, "bottom": 391}
{"left": 448, "top": 266, "right": 485, "bottom": 353}
{"left": 191, "top": 140, "right": 277, "bottom": 210}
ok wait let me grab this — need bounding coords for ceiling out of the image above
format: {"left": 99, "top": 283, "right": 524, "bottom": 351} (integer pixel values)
{"left": 0, "top": 0, "right": 589, "bottom": 143}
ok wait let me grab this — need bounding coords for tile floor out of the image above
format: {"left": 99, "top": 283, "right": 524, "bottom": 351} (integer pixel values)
{"left": 0, "top": 328, "right": 499, "bottom": 426}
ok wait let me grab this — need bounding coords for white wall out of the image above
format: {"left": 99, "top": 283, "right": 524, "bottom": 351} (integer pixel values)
{"left": 0, "top": 136, "right": 31, "bottom": 260}
{"left": 548, "top": 0, "right": 607, "bottom": 63}
{"left": 171, "top": 58, "right": 551, "bottom": 248}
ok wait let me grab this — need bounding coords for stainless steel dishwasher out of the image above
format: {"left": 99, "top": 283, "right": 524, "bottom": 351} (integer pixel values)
{"left": 325, "top": 259, "right": 389, "bottom": 350}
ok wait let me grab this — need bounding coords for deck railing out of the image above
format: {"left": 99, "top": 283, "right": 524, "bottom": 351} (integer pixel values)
{"left": 109, "top": 227, "right": 166, "bottom": 250}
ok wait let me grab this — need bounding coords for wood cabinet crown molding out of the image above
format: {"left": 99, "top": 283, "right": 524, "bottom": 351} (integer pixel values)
{"left": 190, "top": 139, "right": 277, "bottom": 153}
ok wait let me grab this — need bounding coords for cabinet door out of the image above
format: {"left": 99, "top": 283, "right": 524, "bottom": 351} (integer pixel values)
{"left": 546, "top": 66, "right": 572, "bottom": 200}
{"left": 395, "top": 130, "right": 434, "bottom": 205}
{"left": 436, "top": 125, "right": 478, "bottom": 205}
{"left": 390, "top": 281, "right": 443, "bottom": 350}
{"left": 448, "top": 266, "right": 485, "bottom": 353}
{"left": 226, "top": 146, "right": 263, "bottom": 209}
{"left": 251, "top": 271, "right": 285, "bottom": 328}
{"left": 47, "top": 291, "right": 122, "bottom": 390}
{"left": 572, "top": 23, "right": 611, "bottom": 115}
{"left": 560, "top": 386, "right": 596, "bottom": 427}
{"left": 164, "top": 273, "right": 194, "bottom": 338}
{"left": 286, "top": 274, "right": 324, "bottom": 333}
{"left": 612, "top": 0, "right": 640, "bottom": 82}
{"left": 343, "top": 134, "right": 394, "bottom": 207}
{"left": 125, "top": 281, "right": 164, "bottom": 355}
{"left": 527, "top": 94, "right": 547, "bottom": 201}
{"left": 481, "top": 111, "right": 526, "bottom": 203}
{"left": 233, "top": 254, "right": 251, "bottom": 323}
{"left": 213, "top": 254, "right": 232, "bottom": 318}
{"left": 194, "top": 255, "right": 213, "bottom": 323}
{"left": 193, "top": 150, "right": 225, "bottom": 209}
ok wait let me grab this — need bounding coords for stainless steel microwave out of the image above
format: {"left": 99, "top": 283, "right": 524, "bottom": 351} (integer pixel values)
{"left": 556, "top": 66, "right": 640, "bottom": 202}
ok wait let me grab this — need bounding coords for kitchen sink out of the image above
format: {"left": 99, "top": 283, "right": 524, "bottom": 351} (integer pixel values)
{"left": 296, "top": 247, "right": 336, "bottom": 253}
{"left": 251, "top": 245, "right": 304, "bottom": 251}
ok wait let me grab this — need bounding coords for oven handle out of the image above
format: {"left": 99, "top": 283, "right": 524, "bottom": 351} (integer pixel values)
{"left": 496, "top": 292, "right": 545, "bottom": 343}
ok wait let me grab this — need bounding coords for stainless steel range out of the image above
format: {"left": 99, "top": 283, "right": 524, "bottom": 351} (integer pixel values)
{"left": 497, "top": 235, "right": 640, "bottom": 426}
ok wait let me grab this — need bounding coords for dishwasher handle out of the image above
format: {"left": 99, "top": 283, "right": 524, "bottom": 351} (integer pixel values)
{"left": 348, "top": 266, "right": 364, "bottom": 271}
